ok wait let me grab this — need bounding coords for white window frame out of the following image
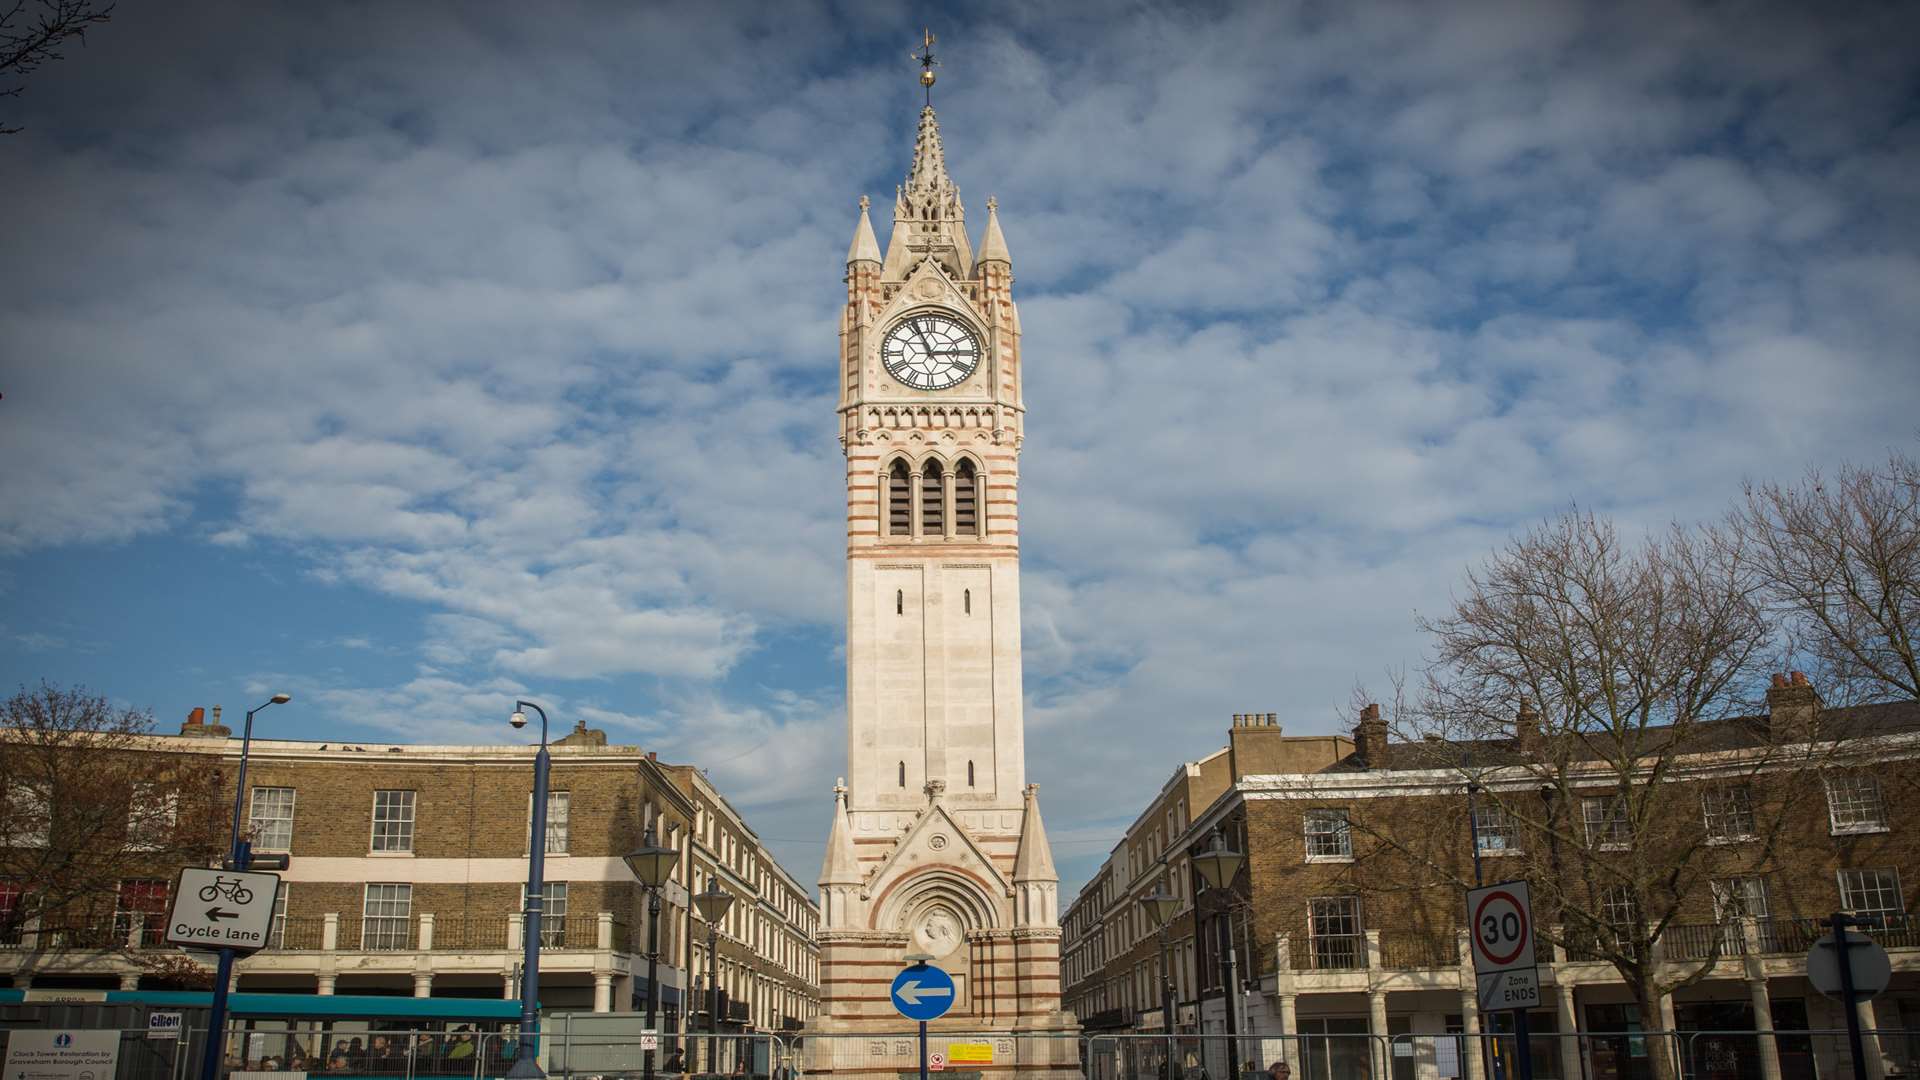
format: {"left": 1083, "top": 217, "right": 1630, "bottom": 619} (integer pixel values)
{"left": 6, "top": 785, "right": 50, "bottom": 848}
{"left": 270, "top": 885, "right": 289, "bottom": 949}
{"left": 249, "top": 786, "right": 297, "bottom": 853}
{"left": 1701, "top": 784, "right": 1757, "bottom": 843}
{"left": 362, "top": 883, "right": 412, "bottom": 950}
{"left": 371, "top": 790, "right": 416, "bottom": 853}
{"left": 127, "top": 784, "right": 179, "bottom": 851}
{"left": 1307, "top": 895, "right": 1363, "bottom": 968}
{"left": 1711, "top": 875, "right": 1771, "bottom": 921}
{"left": 1598, "top": 884, "right": 1640, "bottom": 947}
{"left": 1303, "top": 808, "right": 1353, "bottom": 862}
{"left": 538, "top": 882, "right": 568, "bottom": 947}
{"left": 1582, "top": 794, "right": 1631, "bottom": 850}
{"left": 1825, "top": 773, "right": 1888, "bottom": 835}
{"left": 527, "top": 791, "right": 570, "bottom": 855}
{"left": 1473, "top": 803, "right": 1521, "bottom": 855}
{"left": 1837, "top": 868, "right": 1902, "bottom": 920}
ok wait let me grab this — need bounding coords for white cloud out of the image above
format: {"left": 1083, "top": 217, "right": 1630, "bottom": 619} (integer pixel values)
{"left": 2, "top": 0, "right": 1918, "bottom": 895}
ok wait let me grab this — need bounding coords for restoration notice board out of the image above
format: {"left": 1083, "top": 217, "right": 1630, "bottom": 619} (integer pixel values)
{"left": 4, "top": 1030, "right": 122, "bottom": 1080}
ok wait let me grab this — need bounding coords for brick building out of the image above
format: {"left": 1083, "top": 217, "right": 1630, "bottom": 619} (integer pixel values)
{"left": 1062, "top": 685, "right": 1920, "bottom": 1080}
{"left": 0, "top": 708, "right": 819, "bottom": 1031}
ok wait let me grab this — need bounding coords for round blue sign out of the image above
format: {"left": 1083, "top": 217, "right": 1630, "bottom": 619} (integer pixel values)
{"left": 890, "top": 962, "right": 956, "bottom": 1022}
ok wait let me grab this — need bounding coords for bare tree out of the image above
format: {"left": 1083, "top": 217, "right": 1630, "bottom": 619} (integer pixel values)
{"left": 1351, "top": 511, "right": 1813, "bottom": 1080}
{"left": 0, "top": 0, "right": 113, "bottom": 134}
{"left": 1734, "top": 451, "right": 1920, "bottom": 706}
{"left": 0, "top": 682, "right": 224, "bottom": 955}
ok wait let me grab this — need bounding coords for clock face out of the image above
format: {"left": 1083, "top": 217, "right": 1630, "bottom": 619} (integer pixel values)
{"left": 882, "top": 313, "right": 981, "bottom": 391}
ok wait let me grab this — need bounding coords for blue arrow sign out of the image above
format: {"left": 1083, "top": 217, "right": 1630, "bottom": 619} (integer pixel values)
{"left": 890, "top": 962, "right": 956, "bottom": 1022}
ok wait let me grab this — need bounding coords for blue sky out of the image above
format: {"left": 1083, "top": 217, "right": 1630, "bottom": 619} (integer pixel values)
{"left": 2, "top": 1, "right": 1918, "bottom": 899}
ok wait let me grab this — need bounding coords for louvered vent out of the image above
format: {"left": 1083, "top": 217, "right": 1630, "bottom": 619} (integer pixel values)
{"left": 921, "top": 465, "right": 945, "bottom": 536}
{"left": 888, "top": 461, "right": 912, "bottom": 535}
{"left": 954, "top": 459, "right": 979, "bottom": 537}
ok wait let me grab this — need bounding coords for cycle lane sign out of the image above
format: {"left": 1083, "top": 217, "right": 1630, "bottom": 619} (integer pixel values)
{"left": 1467, "top": 880, "right": 1540, "bottom": 1011}
{"left": 166, "top": 867, "right": 281, "bottom": 952}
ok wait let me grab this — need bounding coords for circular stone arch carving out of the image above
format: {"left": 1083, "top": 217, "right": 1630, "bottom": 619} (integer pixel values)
{"left": 871, "top": 865, "right": 1000, "bottom": 938}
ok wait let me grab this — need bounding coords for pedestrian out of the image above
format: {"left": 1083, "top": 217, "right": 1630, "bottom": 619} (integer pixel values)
{"left": 1268, "top": 1061, "right": 1291, "bottom": 1080}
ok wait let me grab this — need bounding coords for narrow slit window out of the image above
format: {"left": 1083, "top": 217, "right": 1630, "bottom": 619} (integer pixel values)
{"left": 964, "top": 589, "right": 971, "bottom": 615}
{"left": 887, "top": 461, "right": 913, "bottom": 536}
{"left": 954, "top": 459, "right": 979, "bottom": 536}
{"left": 897, "top": 589, "right": 904, "bottom": 615}
{"left": 920, "top": 463, "right": 945, "bottom": 536}
{"left": 898, "top": 762, "right": 907, "bottom": 787}
{"left": 967, "top": 760, "right": 975, "bottom": 787}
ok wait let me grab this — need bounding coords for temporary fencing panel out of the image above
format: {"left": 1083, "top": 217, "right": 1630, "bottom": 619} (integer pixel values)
{"left": 786, "top": 1031, "right": 1082, "bottom": 1078}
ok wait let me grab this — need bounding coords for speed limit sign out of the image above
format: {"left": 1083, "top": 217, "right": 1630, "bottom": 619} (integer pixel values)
{"left": 1467, "top": 880, "right": 1541, "bottom": 1011}
{"left": 1468, "top": 880, "right": 1536, "bottom": 973}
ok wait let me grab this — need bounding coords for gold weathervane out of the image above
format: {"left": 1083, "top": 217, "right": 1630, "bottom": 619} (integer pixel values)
{"left": 913, "top": 28, "right": 938, "bottom": 106}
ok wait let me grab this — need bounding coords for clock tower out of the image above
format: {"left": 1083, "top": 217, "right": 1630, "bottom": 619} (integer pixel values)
{"left": 808, "top": 53, "right": 1075, "bottom": 1075}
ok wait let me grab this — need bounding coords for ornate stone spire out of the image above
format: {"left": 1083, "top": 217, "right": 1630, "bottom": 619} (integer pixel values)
{"left": 882, "top": 105, "right": 974, "bottom": 280}
{"left": 978, "top": 195, "right": 1010, "bottom": 266}
{"left": 847, "top": 195, "right": 881, "bottom": 265}
{"left": 907, "top": 106, "right": 953, "bottom": 198}
{"left": 1011, "top": 783, "right": 1057, "bottom": 883}
{"left": 819, "top": 778, "right": 862, "bottom": 886}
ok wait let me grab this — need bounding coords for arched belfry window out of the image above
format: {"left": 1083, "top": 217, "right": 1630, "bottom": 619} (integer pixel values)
{"left": 887, "top": 461, "right": 912, "bottom": 536}
{"left": 955, "top": 459, "right": 980, "bottom": 537}
{"left": 898, "top": 761, "right": 907, "bottom": 787}
{"left": 920, "top": 460, "right": 945, "bottom": 536}
{"left": 967, "top": 760, "right": 975, "bottom": 787}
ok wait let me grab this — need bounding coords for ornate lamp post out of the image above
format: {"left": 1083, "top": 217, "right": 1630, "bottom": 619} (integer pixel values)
{"left": 694, "top": 877, "right": 736, "bottom": 1077}
{"left": 1192, "top": 835, "right": 1247, "bottom": 1080}
{"left": 1141, "top": 889, "right": 1182, "bottom": 1080}
{"left": 625, "top": 827, "right": 679, "bottom": 1080}
{"left": 507, "top": 701, "right": 553, "bottom": 1080}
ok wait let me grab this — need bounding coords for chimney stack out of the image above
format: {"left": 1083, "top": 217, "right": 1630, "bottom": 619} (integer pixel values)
{"left": 1767, "top": 671, "right": 1822, "bottom": 742}
{"left": 1515, "top": 700, "right": 1544, "bottom": 753}
{"left": 181, "top": 704, "right": 232, "bottom": 738}
{"left": 1354, "top": 703, "right": 1389, "bottom": 768}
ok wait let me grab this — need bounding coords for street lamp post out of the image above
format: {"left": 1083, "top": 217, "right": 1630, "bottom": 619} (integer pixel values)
{"left": 1141, "top": 889, "right": 1181, "bottom": 1080}
{"left": 625, "top": 827, "right": 679, "bottom": 1080}
{"left": 507, "top": 701, "right": 554, "bottom": 1080}
{"left": 694, "top": 877, "right": 736, "bottom": 1078}
{"left": 199, "top": 692, "right": 291, "bottom": 1080}
{"left": 1192, "top": 834, "right": 1246, "bottom": 1080}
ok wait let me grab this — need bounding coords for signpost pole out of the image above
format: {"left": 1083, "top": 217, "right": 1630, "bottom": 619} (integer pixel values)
{"left": 196, "top": 691, "right": 289, "bottom": 1080}
{"left": 1832, "top": 914, "right": 1868, "bottom": 1080}
{"left": 919, "top": 1020, "right": 928, "bottom": 1080}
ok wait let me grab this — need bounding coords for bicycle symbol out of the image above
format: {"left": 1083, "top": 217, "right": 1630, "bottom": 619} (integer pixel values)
{"left": 198, "top": 876, "right": 255, "bottom": 904}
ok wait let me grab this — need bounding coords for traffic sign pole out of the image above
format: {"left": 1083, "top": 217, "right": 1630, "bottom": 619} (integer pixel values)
{"left": 1466, "top": 881, "right": 1538, "bottom": 1080}
{"left": 919, "top": 1020, "right": 928, "bottom": 1080}
{"left": 198, "top": 839, "right": 250, "bottom": 1080}
{"left": 1832, "top": 913, "right": 1868, "bottom": 1080}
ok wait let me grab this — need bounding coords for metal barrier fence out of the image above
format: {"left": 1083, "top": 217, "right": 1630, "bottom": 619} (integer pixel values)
{"left": 8, "top": 1024, "right": 1914, "bottom": 1080}
{"left": 200, "top": 1025, "right": 785, "bottom": 1080}
{"left": 787, "top": 1030, "right": 1083, "bottom": 1077}
{"left": 1091, "top": 1029, "right": 1920, "bottom": 1080}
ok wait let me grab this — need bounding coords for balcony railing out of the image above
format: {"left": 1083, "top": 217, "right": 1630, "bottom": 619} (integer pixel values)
{"left": 274, "top": 915, "right": 327, "bottom": 950}
{"left": 1663, "top": 921, "right": 1744, "bottom": 962}
{"left": 1754, "top": 913, "right": 1918, "bottom": 954}
{"left": 433, "top": 915, "right": 510, "bottom": 951}
{"left": 1379, "top": 930, "right": 1458, "bottom": 970}
{"left": 1304, "top": 933, "right": 1367, "bottom": 971}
